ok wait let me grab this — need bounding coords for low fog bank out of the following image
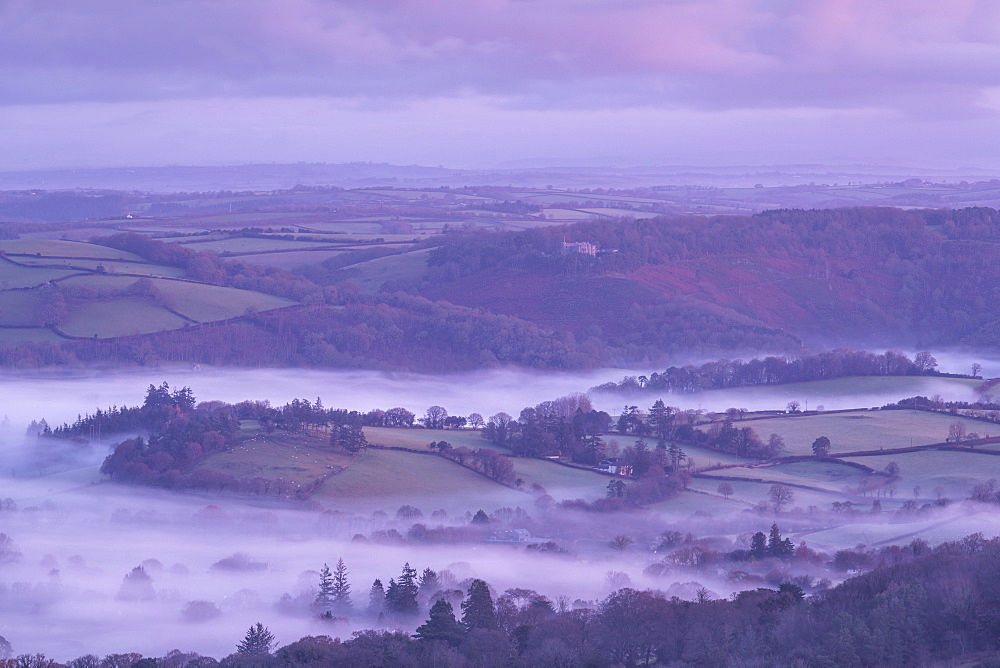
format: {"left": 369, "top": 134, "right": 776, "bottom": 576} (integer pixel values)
{"left": 0, "top": 351, "right": 990, "bottom": 438}
{"left": 0, "top": 365, "right": 649, "bottom": 433}
{"left": 0, "top": 475, "right": 738, "bottom": 660}
{"left": 4, "top": 462, "right": 1000, "bottom": 660}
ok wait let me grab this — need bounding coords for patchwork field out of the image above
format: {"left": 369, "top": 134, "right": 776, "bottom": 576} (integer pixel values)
{"left": 59, "top": 275, "right": 295, "bottom": 323}
{"left": 726, "top": 409, "right": 989, "bottom": 455}
{"left": 0, "top": 262, "right": 80, "bottom": 288}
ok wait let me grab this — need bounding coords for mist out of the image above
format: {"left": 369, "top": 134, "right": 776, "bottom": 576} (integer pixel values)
{"left": 0, "top": 355, "right": 998, "bottom": 660}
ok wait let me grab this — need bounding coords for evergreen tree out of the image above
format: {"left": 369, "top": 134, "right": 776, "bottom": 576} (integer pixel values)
{"left": 385, "top": 563, "right": 419, "bottom": 617}
{"left": 331, "top": 557, "right": 353, "bottom": 616}
{"left": 461, "top": 579, "right": 496, "bottom": 631}
{"left": 236, "top": 623, "right": 276, "bottom": 656}
{"left": 368, "top": 579, "right": 385, "bottom": 617}
{"left": 414, "top": 599, "right": 465, "bottom": 646}
{"left": 418, "top": 568, "right": 440, "bottom": 603}
{"left": 750, "top": 531, "right": 768, "bottom": 558}
{"left": 767, "top": 523, "right": 794, "bottom": 558}
{"left": 314, "top": 563, "right": 334, "bottom": 613}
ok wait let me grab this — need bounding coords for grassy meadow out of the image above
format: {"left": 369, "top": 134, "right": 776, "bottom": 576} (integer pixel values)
{"left": 312, "top": 448, "right": 528, "bottom": 515}
{"left": 338, "top": 248, "right": 433, "bottom": 291}
{"left": 0, "top": 239, "right": 146, "bottom": 260}
{"left": 198, "top": 430, "right": 354, "bottom": 484}
{"left": 730, "top": 409, "right": 989, "bottom": 455}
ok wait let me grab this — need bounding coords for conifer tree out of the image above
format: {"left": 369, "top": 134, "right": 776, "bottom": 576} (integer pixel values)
{"left": 236, "top": 623, "right": 276, "bottom": 656}
{"left": 461, "top": 579, "right": 496, "bottom": 631}
{"left": 414, "top": 599, "right": 465, "bottom": 645}
{"left": 331, "top": 557, "right": 353, "bottom": 616}
{"left": 314, "top": 563, "right": 334, "bottom": 613}
{"left": 386, "top": 563, "right": 419, "bottom": 616}
{"left": 368, "top": 579, "right": 385, "bottom": 617}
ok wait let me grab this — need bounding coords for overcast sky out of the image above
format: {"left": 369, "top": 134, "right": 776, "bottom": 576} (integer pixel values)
{"left": 2, "top": 0, "right": 1000, "bottom": 171}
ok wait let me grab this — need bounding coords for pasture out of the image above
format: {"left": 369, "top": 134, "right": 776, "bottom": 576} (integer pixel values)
{"left": 0, "top": 239, "right": 145, "bottom": 261}
{"left": 230, "top": 250, "right": 348, "bottom": 270}
{"left": 14, "top": 257, "right": 185, "bottom": 277}
{"left": 59, "top": 275, "right": 295, "bottom": 322}
{"left": 509, "top": 458, "right": 607, "bottom": 500}
{"left": 197, "top": 431, "right": 354, "bottom": 484}
{"left": 0, "top": 327, "right": 65, "bottom": 343}
{"left": 313, "top": 448, "right": 527, "bottom": 515}
{"left": 0, "top": 291, "right": 44, "bottom": 326}
{"left": 338, "top": 248, "right": 432, "bottom": 291}
{"left": 725, "top": 409, "right": 989, "bottom": 455}
{"left": 686, "top": 476, "right": 841, "bottom": 509}
{"left": 363, "top": 426, "right": 499, "bottom": 452}
{"left": 700, "top": 459, "right": 872, "bottom": 495}
{"left": 175, "top": 237, "right": 337, "bottom": 254}
{"left": 58, "top": 298, "right": 190, "bottom": 337}
{"left": 844, "top": 449, "right": 1000, "bottom": 499}
{"left": 0, "top": 262, "right": 80, "bottom": 288}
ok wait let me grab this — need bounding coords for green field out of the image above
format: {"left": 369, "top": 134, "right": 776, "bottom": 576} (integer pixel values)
{"left": 198, "top": 431, "right": 354, "bottom": 483}
{"left": 0, "top": 327, "right": 65, "bottom": 343}
{"left": 313, "top": 448, "right": 527, "bottom": 514}
{"left": 647, "top": 489, "right": 747, "bottom": 518}
{"left": 701, "top": 459, "right": 872, "bottom": 494}
{"left": 364, "top": 426, "right": 500, "bottom": 452}
{"left": 844, "top": 449, "right": 1000, "bottom": 498}
{"left": 60, "top": 275, "right": 296, "bottom": 322}
{"left": 0, "top": 239, "right": 145, "bottom": 261}
{"left": 176, "top": 237, "right": 338, "bottom": 254}
{"left": 12, "top": 257, "right": 185, "bottom": 277}
{"left": 231, "top": 250, "right": 349, "bottom": 269}
{"left": 509, "top": 458, "right": 608, "bottom": 500}
{"left": 577, "top": 208, "right": 661, "bottom": 219}
{"left": 59, "top": 297, "right": 191, "bottom": 337}
{"left": 725, "top": 409, "right": 989, "bottom": 455}
{"left": 687, "top": 476, "right": 841, "bottom": 509}
{"left": 0, "top": 262, "right": 80, "bottom": 288}
{"left": 0, "top": 290, "right": 44, "bottom": 326}
{"left": 339, "top": 248, "right": 432, "bottom": 291}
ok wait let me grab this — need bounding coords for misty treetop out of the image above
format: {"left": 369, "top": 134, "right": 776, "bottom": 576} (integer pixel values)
{"left": 13, "top": 533, "right": 1000, "bottom": 666}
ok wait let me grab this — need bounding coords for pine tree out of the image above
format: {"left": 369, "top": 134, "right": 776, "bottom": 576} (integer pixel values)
{"left": 331, "top": 557, "right": 353, "bottom": 616}
{"left": 750, "top": 531, "right": 767, "bottom": 558}
{"left": 414, "top": 599, "right": 466, "bottom": 645}
{"left": 368, "top": 579, "right": 385, "bottom": 617}
{"left": 461, "top": 579, "right": 496, "bottom": 631}
{"left": 386, "top": 563, "right": 419, "bottom": 617}
{"left": 236, "top": 623, "right": 276, "bottom": 656}
{"left": 314, "top": 563, "right": 334, "bottom": 613}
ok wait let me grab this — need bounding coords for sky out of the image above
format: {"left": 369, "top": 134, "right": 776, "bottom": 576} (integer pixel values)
{"left": 2, "top": 0, "right": 1000, "bottom": 171}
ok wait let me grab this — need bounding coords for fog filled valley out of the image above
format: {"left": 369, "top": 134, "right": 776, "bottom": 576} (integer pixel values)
{"left": 0, "top": 192, "right": 999, "bottom": 665}
{"left": 1, "top": 350, "right": 1000, "bottom": 663}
